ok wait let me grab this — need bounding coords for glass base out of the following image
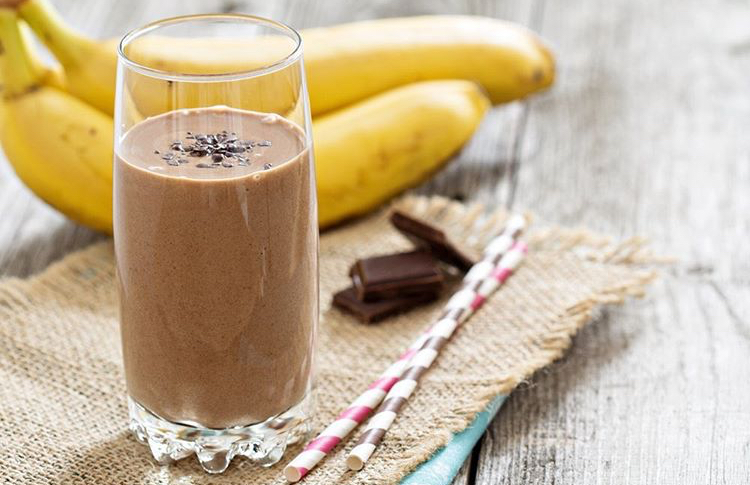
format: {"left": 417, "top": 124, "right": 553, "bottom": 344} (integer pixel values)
{"left": 128, "top": 393, "right": 313, "bottom": 474}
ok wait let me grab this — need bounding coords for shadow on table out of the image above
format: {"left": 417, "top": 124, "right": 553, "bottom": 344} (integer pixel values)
{"left": 52, "top": 431, "right": 287, "bottom": 485}
{"left": 535, "top": 307, "right": 637, "bottom": 387}
{"left": 491, "top": 305, "right": 640, "bottom": 432}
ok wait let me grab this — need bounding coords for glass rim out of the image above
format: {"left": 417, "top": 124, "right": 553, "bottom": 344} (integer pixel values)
{"left": 117, "top": 13, "right": 303, "bottom": 82}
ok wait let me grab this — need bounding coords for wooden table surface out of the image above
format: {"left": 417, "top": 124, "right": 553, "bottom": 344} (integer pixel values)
{"left": 2, "top": 0, "right": 749, "bottom": 483}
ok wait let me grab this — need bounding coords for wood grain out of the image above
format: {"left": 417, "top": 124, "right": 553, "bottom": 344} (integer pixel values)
{"left": 475, "top": 0, "right": 750, "bottom": 482}
{"left": 1, "top": 0, "right": 748, "bottom": 483}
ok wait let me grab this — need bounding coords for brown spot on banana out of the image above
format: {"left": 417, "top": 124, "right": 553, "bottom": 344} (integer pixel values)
{"left": 0, "top": 0, "right": 25, "bottom": 7}
{"left": 403, "top": 135, "right": 422, "bottom": 154}
{"left": 2, "top": 83, "right": 41, "bottom": 100}
{"left": 376, "top": 149, "right": 389, "bottom": 170}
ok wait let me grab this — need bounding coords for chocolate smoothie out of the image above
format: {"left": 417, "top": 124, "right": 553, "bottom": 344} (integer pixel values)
{"left": 114, "top": 107, "right": 318, "bottom": 429}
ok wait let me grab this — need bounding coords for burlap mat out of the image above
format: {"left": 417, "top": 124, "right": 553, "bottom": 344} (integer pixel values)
{"left": 0, "top": 196, "right": 655, "bottom": 484}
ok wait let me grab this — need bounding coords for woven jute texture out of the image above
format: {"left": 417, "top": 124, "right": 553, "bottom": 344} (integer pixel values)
{"left": 0, "top": 196, "right": 655, "bottom": 485}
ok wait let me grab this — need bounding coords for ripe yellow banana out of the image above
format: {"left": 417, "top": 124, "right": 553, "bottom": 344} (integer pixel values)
{"left": 304, "top": 15, "right": 553, "bottom": 114}
{"left": 4, "top": 4, "right": 491, "bottom": 232}
{"left": 18, "top": 20, "right": 65, "bottom": 89}
{"left": 315, "top": 80, "right": 489, "bottom": 227}
{"left": 18, "top": 0, "right": 553, "bottom": 116}
{"left": 18, "top": 0, "right": 117, "bottom": 115}
{"left": 0, "top": 8, "right": 113, "bottom": 232}
{"left": 1, "top": 9, "right": 487, "bottom": 232}
{"left": 0, "top": 17, "right": 63, "bottom": 134}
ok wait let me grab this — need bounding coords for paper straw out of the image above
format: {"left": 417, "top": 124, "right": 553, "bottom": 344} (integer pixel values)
{"left": 284, "top": 215, "right": 526, "bottom": 482}
{"left": 346, "top": 240, "right": 528, "bottom": 471}
{"left": 283, "top": 333, "right": 429, "bottom": 482}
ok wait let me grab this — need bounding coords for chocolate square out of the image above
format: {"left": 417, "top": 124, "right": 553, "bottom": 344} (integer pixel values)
{"left": 332, "top": 287, "right": 438, "bottom": 324}
{"left": 350, "top": 251, "right": 444, "bottom": 302}
{"left": 390, "top": 210, "right": 477, "bottom": 272}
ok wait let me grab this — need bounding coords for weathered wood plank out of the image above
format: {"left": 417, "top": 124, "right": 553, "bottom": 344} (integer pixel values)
{"left": 513, "top": 0, "right": 750, "bottom": 279}
{"left": 476, "top": 0, "right": 750, "bottom": 482}
{"left": 479, "top": 280, "right": 750, "bottom": 484}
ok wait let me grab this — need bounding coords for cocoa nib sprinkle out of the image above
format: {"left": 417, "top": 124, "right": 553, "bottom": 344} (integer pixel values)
{"left": 156, "top": 131, "right": 273, "bottom": 169}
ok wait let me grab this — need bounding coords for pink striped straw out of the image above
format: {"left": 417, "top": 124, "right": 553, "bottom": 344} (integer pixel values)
{"left": 283, "top": 336, "right": 428, "bottom": 482}
{"left": 283, "top": 215, "right": 526, "bottom": 482}
{"left": 346, "top": 240, "right": 528, "bottom": 471}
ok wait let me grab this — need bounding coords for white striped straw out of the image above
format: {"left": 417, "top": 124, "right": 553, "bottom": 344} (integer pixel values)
{"left": 345, "top": 239, "right": 528, "bottom": 471}
{"left": 283, "top": 333, "right": 429, "bottom": 482}
{"left": 283, "top": 214, "right": 526, "bottom": 482}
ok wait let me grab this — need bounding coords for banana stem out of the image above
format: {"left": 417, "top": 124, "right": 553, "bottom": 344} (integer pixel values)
{"left": 0, "top": 8, "right": 39, "bottom": 96}
{"left": 18, "top": 0, "right": 89, "bottom": 67}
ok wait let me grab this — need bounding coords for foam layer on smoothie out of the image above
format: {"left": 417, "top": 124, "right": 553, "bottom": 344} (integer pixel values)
{"left": 118, "top": 106, "right": 305, "bottom": 179}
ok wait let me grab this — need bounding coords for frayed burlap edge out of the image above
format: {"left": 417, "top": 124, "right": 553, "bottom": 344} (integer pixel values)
{"left": 360, "top": 196, "right": 658, "bottom": 484}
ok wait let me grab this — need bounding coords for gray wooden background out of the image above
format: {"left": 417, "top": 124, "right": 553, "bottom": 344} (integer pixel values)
{"left": 1, "top": 0, "right": 749, "bottom": 483}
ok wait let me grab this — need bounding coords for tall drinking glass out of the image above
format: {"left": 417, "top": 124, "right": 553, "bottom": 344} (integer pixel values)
{"left": 113, "top": 15, "right": 318, "bottom": 474}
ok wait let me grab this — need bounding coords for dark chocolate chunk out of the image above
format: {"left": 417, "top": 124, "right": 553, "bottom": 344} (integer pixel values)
{"left": 390, "top": 210, "right": 478, "bottom": 272}
{"left": 332, "top": 287, "right": 438, "bottom": 324}
{"left": 350, "top": 250, "right": 443, "bottom": 302}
